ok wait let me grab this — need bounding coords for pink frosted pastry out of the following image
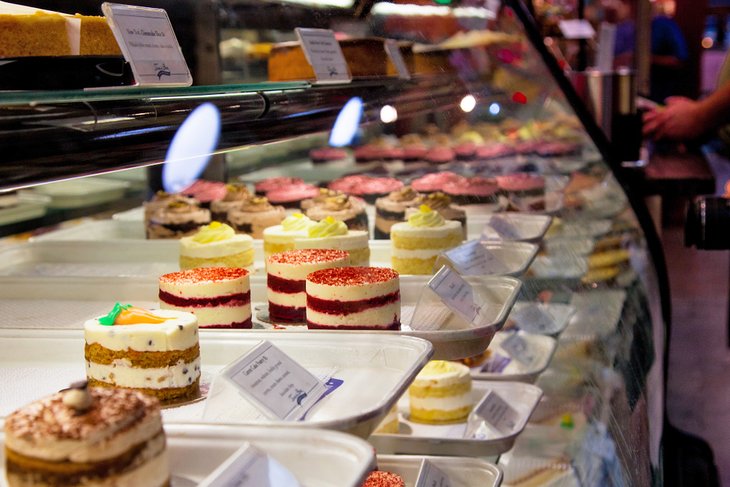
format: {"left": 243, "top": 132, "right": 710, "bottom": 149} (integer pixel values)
{"left": 255, "top": 177, "right": 303, "bottom": 195}
{"left": 310, "top": 147, "right": 349, "bottom": 163}
{"left": 266, "top": 183, "right": 321, "bottom": 209}
{"left": 496, "top": 173, "right": 546, "bottom": 197}
{"left": 411, "top": 171, "right": 466, "bottom": 194}
{"left": 443, "top": 176, "right": 500, "bottom": 205}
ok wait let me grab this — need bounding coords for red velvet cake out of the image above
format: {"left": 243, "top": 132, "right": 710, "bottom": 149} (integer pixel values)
{"left": 306, "top": 267, "right": 400, "bottom": 330}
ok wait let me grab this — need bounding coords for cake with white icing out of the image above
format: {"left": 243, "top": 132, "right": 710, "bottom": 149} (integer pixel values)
{"left": 408, "top": 360, "right": 473, "bottom": 424}
{"left": 4, "top": 383, "right": 169, "bottom": 487}
{"left": 179, "top": 221, "right": 254, "bottom": 271}
{"left": 159, "top": 267, "right": 252, "bottom": 329}
{"left": 305, "top": 267, "right": 400, "bottom": 330}
{"left": 267, "top": 249, "right": 350, "bottom": 323}
{"left": 84, "top": 304, "right": 200, "bottom": 404}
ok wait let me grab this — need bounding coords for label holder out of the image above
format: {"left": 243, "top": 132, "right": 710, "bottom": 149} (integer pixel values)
{"left": 295, "top": 28, "right": 352, "bottom": 84}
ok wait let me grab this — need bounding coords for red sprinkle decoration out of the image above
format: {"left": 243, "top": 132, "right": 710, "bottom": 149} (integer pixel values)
{"left": 160, "top": 267, "right": 249, "bottom": 284}
{"left": 361, "top": 470, "right": 406, "bottom": 487}
{"left": 512, "top": 91, "right": 528, "bottom": 104}
{"left": 269, "top": 249, "right": 349, "bottom": 265}
{"left": 307, "top": 267, "right": 399, "bottom": 286}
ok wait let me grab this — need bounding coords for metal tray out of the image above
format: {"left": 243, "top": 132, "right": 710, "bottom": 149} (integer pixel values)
{"left": 0, "top": 422, "right": 374, "bottom": 487}
{"left": 469, "top": 331, "right": 557, "bottom": 383}
{"left": 0, "top": 274, "right": 520, "bottom": 361}
{"left": 368, "top": 381, "right": 542, "bottom": 457}
{"left": 376, "top": 454, "right": 502, "bottom": 487}
{"left": 0, "top": 329, "right": 432, "bottom": 439}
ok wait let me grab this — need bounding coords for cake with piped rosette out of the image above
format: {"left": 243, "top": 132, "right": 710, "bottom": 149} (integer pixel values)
{"left": 159, "top": 267, "right": 251, "bottom": 329}
{"left": 306, "top": 267, "right": 400, "bottom": 330}
{"left": 84, "top": 304, "right": 200, "bottom": 405}
{"left": 267, "top": 249, "right": 350, "bottom": 323}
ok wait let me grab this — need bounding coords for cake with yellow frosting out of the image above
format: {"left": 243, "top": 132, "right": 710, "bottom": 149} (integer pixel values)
{"left": 294, "top": 216, "right": 370, "bottom": 266}
{"left": 179, "top": 221, "right": 254, "bottom": 270}
{"left": 390, "top": 205, "right": 463, "bottom": 275}
{"left": 84, "top": 303, "right": 201, "bottom": 404}
{"left": 408, "top": 360, "right": 473, "bottom": 424}
{"left": 262, "top": 213, "right": 314, "bottom": 260}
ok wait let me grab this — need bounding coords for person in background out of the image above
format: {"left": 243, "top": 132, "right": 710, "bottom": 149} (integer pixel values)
{"left": 649, "top": 11, "right": 689, "bottom": 103}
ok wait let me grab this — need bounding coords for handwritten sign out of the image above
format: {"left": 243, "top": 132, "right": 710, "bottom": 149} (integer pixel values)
{"left": 415, "top": 459, "right": 451, "bottom": 487}
{"left": 473, "top": 390, "right": 519, "bottom": 435}
{"left": 295, "top": 28, "right": 351, "bottom": 84}
{"left": 222, "top": 341, "right": 327, "bottom": 421}
{"left": 385, "top": 39, "right": 411, "bottom": 79}
{"left": 444, "top": 240, "right": 510, "bottom": 275}
{"left": 198, "top": 443, "right": 301, "bottom": 487}
{"left": 102, "top": 3, "right": 192, "bottom": 86}
{"left": 428, "top": 266, "right": 481, "bottom": 323}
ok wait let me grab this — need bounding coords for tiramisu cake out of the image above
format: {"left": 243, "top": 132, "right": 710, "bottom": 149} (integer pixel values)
{"left": 4, "top": 382, "right": 169, "bottom": 487}
{"left": 84, "top": 304, "right": 201, "bottom": 405}
{"left": 408, "top": 360, "right": 473, "bottom": 424}
{"left": 179, "top": 221, "right": 254, "bottom": 270}
{"left": 305, "top": 267, "right": 400, "bottom": 330}
{"left": 267, "top": 249, "right": 350, "bottom": 323}
{"left": 160, "top": 267, "right": 252, "bottom": 329}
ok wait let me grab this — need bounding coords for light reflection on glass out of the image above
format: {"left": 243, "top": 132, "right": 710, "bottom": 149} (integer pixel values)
{"left": 460, "top": 95, "right": 477, "bottom": 112}
{"left": 380, "top": 105, "right": 398, "bottom": 123}
{"left": 329, "top": 97, "right": 363, "bottom": 147}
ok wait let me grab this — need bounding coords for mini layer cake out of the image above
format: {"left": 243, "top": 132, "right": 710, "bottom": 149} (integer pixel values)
{"left": 374, "top": 186, "right": 421, "bottom": 240}
{"left": 254, "top": 177, "right": 303, "bottom": 196}
{"left": 406, "top": 192, "right": 467, "bottom": 239}
{"left": 267, "top": 249, "right": 350, "bottom": 323}
{"left": 4, "top": 383, "right": 168, "bottom": 487}
{"left": 295, "top": 216, "right": 370, "bottom": 266}
{"left": 179, "top": 222, "right": 254, "bottom": 270}
{"left": 147, "top": 198, "right": 210, "bottom": 240}
{"left": 305, "top": 193, "right": 369, "bottom": 232}
{"left": 410, "top": 171, "right": 466, "bottom": 194}
{"left": 443, "top": 176, "right": 500, "bottom": 205}
{"left": 263, "top": 213, "right": 314, "bottom": 260}
{"left": 361, "top": 471, "right": 406, "bottom": 487}
{"left": 228, "top": 196, "right": 286, "bottom": 239}
{"left": 85, "top": 304, "right": 201, "bottom": 404}
{"left": 266, "top": 182, "right": 321, "bottom": 209}
{"left": 496, "top": 173, "right": 546, "bottom": 198}
{"left": 390, "top": 205, "right": 462, "bottom": 275}
{"left": 160, "top": 267, "right": 252, "bottom": 329}
{"left": 408, "top": 360, "right": 473, "bottom": 424}
{"left": 210, "top": 183, "right": 251, "bottom": 223}
{"left": 306, "top": 267, "right": 400, "bottom": 330}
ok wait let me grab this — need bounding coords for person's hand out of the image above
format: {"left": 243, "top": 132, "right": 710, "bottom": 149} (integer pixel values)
{"left": 643, "top": 96, "right": 710, "bottom": 141}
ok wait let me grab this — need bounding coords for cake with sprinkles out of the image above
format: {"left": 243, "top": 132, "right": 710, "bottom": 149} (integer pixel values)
{"left": 361, "top": 470, "right": 405, "bottom": 487}
{"left": 305, "top": 267, "right": 400, "bottom": 330}
{"left": 267, "top": 249, "right": 350, "bottom": 323}
{"left": 159, "top": 267, "right": 252, "bottom": 329}
{"left": 84, "top": 304, "right": 200, "bottom": 405}
{"left": 4, "top": 382, "right": 169, "bottom": 487}
{"left": 294, "top": 216, "right": 370, "bottom": 266}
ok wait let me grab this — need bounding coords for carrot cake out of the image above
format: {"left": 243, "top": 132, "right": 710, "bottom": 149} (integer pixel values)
{"left": 160, "top": 267, "right": 252, "bottom": 329}
{"left": 408, "top": 360, "right": 473, "bottom": 424}
{"left": 305, "top": 267, "right": 400, "bottom": 330}
{"left": 4, "top": 383, "right": 168, "bottom": 487}
{"left": 84, "top": 304, "right": 200, "bottom": 405}
{"left": 179, "top": 221, "right": 254, "bottom": 270}
{"left": 267, "top": 249, "right": 350, "bottom": 323}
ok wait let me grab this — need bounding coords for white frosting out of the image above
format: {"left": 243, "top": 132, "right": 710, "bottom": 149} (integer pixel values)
{"left": 159, "top": 303, "right": 251, "bottom": 327}
{"left": 263, "top": 225, "right": 309, "bottom": 244}
{"left": 294, "top": 231, "right": 369, "bottom": 251}
{"left": 267, "top": 257, "right": 349, "bottom": 280}
{"left": 391, "top": 220, "right": 462, "bottom": 238}
{"left": 179, "top": 234, "right": 253, "bottom": 258}
{"left": 306, "top": 302, "right": 400, "bottom": 327}
{"left": 84, "top": 309, "right": 198, "bottom": 352}
{"left": 391, "top": 247, "right": 441, "bottom": 259}
{"left": 87, "top": 357, "right": 200, "bottom": 389}
{"left": 412, "top": 361, "right": 471, "bottom": 388}
{"left": 306, "top": 275, "right": 399, "bottom": 301}
{"left": 159, "top": 275, "right": 249, "bottom": 298}
{"left": 268, "top": 289, "right": 304, "bottom": 308}
{"left": 409, "top": 393, "right": 473, "bottom": 411}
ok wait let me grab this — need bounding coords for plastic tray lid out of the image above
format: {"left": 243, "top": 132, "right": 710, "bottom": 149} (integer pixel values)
{"left": 376, "top": 454, "right": 502, "bottom": 487}
{"left": 480, "top": 213, "right": 553, "bottom": 243}
{"left": 506, "top": 301, "right": 576, "bottom": 337}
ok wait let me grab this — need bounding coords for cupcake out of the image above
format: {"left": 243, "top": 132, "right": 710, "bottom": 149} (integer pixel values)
{"left": 180, "top": 180, "right": 228, "bottom": 207}
{"left": 443, "top": 176, "right": 500, "bottom": 205}
{"left": 147, "top": 198, "right": 211, "bottom": 239}
{"left": 496, "top": 173, "right": 546, "bottom": 198}
{"left": 309, "top": 146, "right": 349, "bottom": 163}
{"left": 254, "top": 177, "right": 303, "bottom": 196}
{"left": 410, "top": 171, "right": 466, "bottom": 194}
{"left": 454, "top": 142, "right": 478, "bottom": 161}
{"left": 179, "top": 221, "right": 254, "bottom": 270}
{"left": 425, "top": 146, "right": 456, "bottom": 165}
{"left": 210, "top": 183, "right": 251, "bottom": 223}
{"left": 144, "top": 192, "right": 199, "bottom": 237}
{"left": 305, "top": 193, "right": 368, "bottom": 231}
{"left": 262, "top": 212, "right": 315, "bottom": 260}
{"left": 374, "top": 186, "right": 421, "bottom": 239}
{"left": 400, "top": 134, "right": 428, "bottom": 163}
{"left": 407, "top": 192, "right": 467, "bottom": 239}
{"left": 228, "top": 196, "right": 286, "bottom": 239}
{"left": 328, "top": 175, "right": 403, "bottom": 204}
{"left": 295, "top": 216, "right": 370, "bottom": 266}
{"left": 475, "top": 142, "right": 516, "bottom": 160}
{"left": 266, "top": 183, "right": 321, "bottom": 209}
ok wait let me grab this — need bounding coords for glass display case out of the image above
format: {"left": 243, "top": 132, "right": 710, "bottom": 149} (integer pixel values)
{"left": 0, "top": 1, "right": 668, "bottom": 486}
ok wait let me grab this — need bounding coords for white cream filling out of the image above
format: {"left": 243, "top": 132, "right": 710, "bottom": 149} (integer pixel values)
{"left": 179, "top": 234, "right": 253, "bottom": 258}
{"left": 306, "top": 302, "right": 400, "bottom": 326}
{"left": 87, "top": 357, "right": 200, "bottom": 389}
{"left": 391, "top": 220, "right": 462, "bottom": 238}
{"left": 294, "top": 231, "right": 368, "bottom": 251}
{"left": 409, "top": 393, "right": 473, "bottom": 411}
{"left": 160, "top": 304, "right": 251, "bottom": 326}
{"left": 84, "top": 310, "right": 198, "bottom": 352}
{"left": 263, "top": 225, "right": 308, "bottom": 244}
{"left": 267, "top": 257, "right": 349, "bottom": 280}
{"left": 267, "top": 290, "right": 305, "bottom": 308}
{"left": 306, "top": 277, "right": 399, "bottom": 301}
{"left": 159, "top": 278, "right": 249, "bottom": 298}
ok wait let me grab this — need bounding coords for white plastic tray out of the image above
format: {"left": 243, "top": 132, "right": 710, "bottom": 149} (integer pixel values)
{"left": 0, "top": 193, "right": 49, "bottom": 226}
{"left": 0, "top": 274, "right": 520, "bottom": 361}
{"left": 543, "top": 236, "right": 595, "bottom": 256}
{"left": 0, "top": 329, "right": 432, "bottom": 439}
{"left": 528, "top": 254, "right": 588, "bottom": 279}
{"left": 561, "top": 290, "right": 626, "bottom": 341}
{"left": 469, "top": 331, "right": 557, "bottom": 383}
{"left": 368, "top": 381, "right": 542, "bottom": 457}
{"left": 0, "top": 422, "right": 375, "bottom": 487}
{"left": 479, "top": 213, "right": 552, "bottom": 243}
{"left": 20, "top": 178, "right": 130, "bottom": 209}
{"left": 506, "top": 302, "right": 575, "bottom": 336}
{"left": 376, "top": 455, "right": 502, "bottom": 487}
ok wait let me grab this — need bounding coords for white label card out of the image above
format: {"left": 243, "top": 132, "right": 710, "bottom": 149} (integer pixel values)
{"left": 444, "top": 240, "right": 510, "bottom": 275}
{"left": 198, "top": 443, "right": 301, "bottom": 487}
{"left": 222, "top": 341, "right": 327, "bottom": 421}
{"left": 415, "top": 459, "right": 451, "bottom": 487}
{"left": 384, "top": 39, "right": 411, "bottom": 79}
{"left": 474, "top": 390, "right": 520, "bottom": 435}
{"left": 295, "top": 28, "right": 351, "bottom": 84}
{"left": 486, "top": 215, "right": 522, "bottom": 240}
{"left": 428, "top": 266, "right": 481, "bottom": 322}
{"left": 102, "top": 2, "right": 192, "bottom": 86}
{"left": 558, "top": 19, "right": 596, "bottom": 40}
{"left": 500, "top": 332, "right": 536, "bottom": 366}
{"left": 512, "top": 303, "right": 554, "bottom": 333}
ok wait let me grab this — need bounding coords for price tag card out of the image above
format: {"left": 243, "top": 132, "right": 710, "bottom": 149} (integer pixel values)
{"left": 198, "top": 443, "right": 301, "bottom": 487}
{"left": 444, "top": 240, "right": 510, "bottom": 275}
{"left": 472, "top": 390, "right": 520, "bottom": 435}
{"left": 500, "top": 332, "right": 536, "bottom": 366}
{"left": 221, "top": 341, "right": 328, "bottom": 421}
{"left": 102, "top": 2, "right": 192, "bottom": 86}
{"left": 428, "top": 266, "right": 482, "bottom": 323}
{"left": 295, "top": 28, "right": 351, "bottom": 84}
{"left": 384, "top": 39, "right": 411, "bottom": 80}
{"left": 558, "top": 19, "right": 596, "bottom": 40}
{"left": 511, "top": 303, "right": 555, "bottom": 333}
{"left": 484, "top": 215, "right": 522, "bottom": 241}
{"left": 415, "top": 459, "right": 451, "bottom": 487}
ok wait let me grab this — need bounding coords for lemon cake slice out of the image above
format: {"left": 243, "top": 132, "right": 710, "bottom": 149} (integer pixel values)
{"left": 262, "top": 213, "right": 314, "bottom": 260}
{"left": 408, "top": 360, "right": 473, "bottom": 424}
{"left": 295, "top": 216, "right": 370, "bottom": 266}
{"left": 179, "top": 221, "right": 254, "bottom": 270}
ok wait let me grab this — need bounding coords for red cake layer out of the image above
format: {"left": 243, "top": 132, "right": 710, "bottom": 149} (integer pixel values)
{"left": 307, "top": 291, "right": 400, "bottom": 315}
{"left": 267, "top": 274, "right": 305, "bottom": 294}
{"left": 204, "top": 318, "right": 252, "bottom": 329}
{"left": 159, "top": 290, "right": 250, "bottom": 307}
{"left": 307, "top": 267, "right": 399, "bottom": 286}
{"left": 307, "top": 321, "right": 400, "bottom": 330}
{"left": 269, "top": 303, "right": 306, "bottom": 322}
